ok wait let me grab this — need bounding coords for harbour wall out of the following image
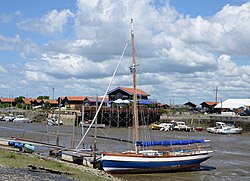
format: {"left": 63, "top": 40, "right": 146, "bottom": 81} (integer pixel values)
{"left": 1, "top": 109, "right": 250, "bottom": 131}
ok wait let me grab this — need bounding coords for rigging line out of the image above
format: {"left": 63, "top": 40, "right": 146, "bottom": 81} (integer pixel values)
{"left": 76, "top": 41, "right": 129, "bottom": 149}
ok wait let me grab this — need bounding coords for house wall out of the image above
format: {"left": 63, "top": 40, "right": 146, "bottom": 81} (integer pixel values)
{"left": 109, "top": 90, "right": 131, "bottom": 101}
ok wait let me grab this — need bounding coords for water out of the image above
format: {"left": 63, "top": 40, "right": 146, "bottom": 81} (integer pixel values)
{"left": 0, "top": 121, "right": 250, "bottom": 180}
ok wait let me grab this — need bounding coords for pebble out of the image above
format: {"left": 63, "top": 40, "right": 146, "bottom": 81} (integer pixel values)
{"left": 0, "top": 167, "right": 79, "bottom": 181}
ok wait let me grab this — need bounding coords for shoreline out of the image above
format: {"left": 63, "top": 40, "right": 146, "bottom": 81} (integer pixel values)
{"left": 0, "top": 145, "right": 124, "bottom": 181}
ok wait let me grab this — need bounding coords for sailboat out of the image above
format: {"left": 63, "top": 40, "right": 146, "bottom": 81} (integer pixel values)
{"left": 101, "top": 19, "right": 213, "bottom": 173}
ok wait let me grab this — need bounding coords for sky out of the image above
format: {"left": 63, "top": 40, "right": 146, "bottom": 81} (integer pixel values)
{"left": 1, "top": 0, "right": 250, "bottom": 105}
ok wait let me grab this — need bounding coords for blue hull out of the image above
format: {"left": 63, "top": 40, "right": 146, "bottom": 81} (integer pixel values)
{"left": 102, "top": 155, "right": 211, "bottom": 173}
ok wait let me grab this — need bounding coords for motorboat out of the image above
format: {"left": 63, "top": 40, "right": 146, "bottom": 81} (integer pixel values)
{"left": 2, "top": 114, "right": 15, "bottom": 122}
{"left": 172, "top": 121, "right": 194, "bottom": 132}
{"left": 159, "top": 123, "right": 174, "bottom": 131}
{"left": 214, "top": 122, "right": 242, "bottom": 134}
{"left": 13, "top": 115, "right": 31, "bottom": 123}
{"left": 207, "top": 122, "right": 242, "bottom": 134}
{"left": 206, "top": 127, "right": 216, "bottom": 133}
{"left": 47, "top": 117, "right": 63, "bottom": 126}
{"left": 79, "top": 120, "right": 105, "bottom": 128}
{"left": 151, "top": 122, "right": 172, "bottom": 130}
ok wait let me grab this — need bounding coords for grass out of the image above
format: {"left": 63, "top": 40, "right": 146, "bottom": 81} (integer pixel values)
{"left": 0, "top": 148, "right": 112, "bottom": 181}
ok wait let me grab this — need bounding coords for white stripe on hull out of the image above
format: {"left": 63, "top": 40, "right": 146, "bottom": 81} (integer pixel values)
{"left": 102, "top": 152, "right": 212, "bottom": 173}
{"left": 102, "top": 153, "right": 211, "bottom": 162}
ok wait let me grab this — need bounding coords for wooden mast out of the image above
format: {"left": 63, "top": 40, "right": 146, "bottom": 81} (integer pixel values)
{"left": 131, "top": 19, "right": 139, "bottom": 153}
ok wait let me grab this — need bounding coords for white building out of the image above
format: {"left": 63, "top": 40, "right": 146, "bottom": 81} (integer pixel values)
{"left": 215, "top": 99, "right": 250, "bottom": 109}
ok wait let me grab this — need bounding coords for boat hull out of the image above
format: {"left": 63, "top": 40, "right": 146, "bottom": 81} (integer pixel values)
{"left": 23, "top": 144, "right": 35, "bottom": 153}
{"left": 219, "top": 128, "right": 242, "bottom": 134}
{"left": 102, "top": 152, "right": 211, "bottom": 173}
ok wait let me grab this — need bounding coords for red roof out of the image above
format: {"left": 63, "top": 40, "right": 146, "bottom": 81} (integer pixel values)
{"left": 22, "top": 98, "right": 36, "bottom": 104}
{"left": 118, "top": 87, "right": 150, "bottom": 96}
{"left": 65, "top": 96, "right": 86, "bottom": 101}
{"left": 44, "top": 99, "right": 58, "bottom": 104}
{"left": 35, "top": 99, "right": 43, "bottom": 103}
{"left": 0, "top": 98, "right": 15, "bottom": 103}
{"left": 204, "top": 102, "right": 219, "bottom": 106}
{"left": 86, "top": 96, "right": 108, "bottom": 102}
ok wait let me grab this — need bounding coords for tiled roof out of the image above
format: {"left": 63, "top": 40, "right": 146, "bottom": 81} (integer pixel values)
{"left": 0, "top": 98, "right": 15, "bottom": 102}
{"left": 22, "top": 98, "right": 36, "bottom": 104}
{"left": 201, "top": 102, "right": 219, "bottom": 106}
{"left": 108, "top": 87, "right": 150, "bottom": 96}
{"left": 86, "top": 96, "right": 108, "bottom": 102}
{"left": 205, "top": 102, "right": 219, "bottom": 106}
{"left": 35, "top": 99, "right": 43, "bottom": 103}
{"left": 65, "top": 96, "right": 86, "bottom": 101}
{"left": 44, "top": 99, "right": 58, "bottom": 104}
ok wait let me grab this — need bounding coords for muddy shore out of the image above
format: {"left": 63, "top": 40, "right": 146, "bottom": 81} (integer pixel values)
{"left": 1, "top": 121, "right": 250, "bottom": 181}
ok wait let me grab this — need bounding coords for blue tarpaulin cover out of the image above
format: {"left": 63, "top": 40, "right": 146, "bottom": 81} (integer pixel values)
{"left": 136, "top": 139, "right": 205, "bottom": 147}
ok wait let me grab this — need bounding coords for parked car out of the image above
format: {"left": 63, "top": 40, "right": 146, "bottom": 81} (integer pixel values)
{"left": 239, "top": 110, "right": 250, "bottom": 116}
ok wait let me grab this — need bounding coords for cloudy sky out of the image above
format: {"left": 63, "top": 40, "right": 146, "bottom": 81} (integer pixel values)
{"left": 1, "top": 0, "right": 250, "bottom": 105}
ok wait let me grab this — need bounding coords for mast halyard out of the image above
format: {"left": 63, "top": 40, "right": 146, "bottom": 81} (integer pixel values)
{"left": 131, "top": 19, "right": 139, "bottom": 154}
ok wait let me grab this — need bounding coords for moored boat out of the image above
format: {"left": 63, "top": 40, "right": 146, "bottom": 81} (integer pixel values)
{"left": 101, "top": 19, "right": 213, "bottom": 174}
{"left": 207, "top": 122, "right": 242, "bottom": 134}
{"left": 23, "top": 144, "right": 35, "bottom": 153}
{"left": 102, "top": 139, "right": 213, "bottom": 173}
{"left": 172, "top": 121, "right": 195, "bottom": 132}
{"left": 151, "top": 122, "right": 172, "bottom": 130}
{"left": 13, "top": 115, "right": 31, "bottom": 123}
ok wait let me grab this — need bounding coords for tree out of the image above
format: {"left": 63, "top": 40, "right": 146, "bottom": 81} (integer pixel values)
{"left": 37, "top": 96, "right": 50, "bottom": 100}
{"left": 43, "top": 101, "right": 51, "bottom": 110}
{"left": 15, "top": 96, "right": 25, "bottom": 104}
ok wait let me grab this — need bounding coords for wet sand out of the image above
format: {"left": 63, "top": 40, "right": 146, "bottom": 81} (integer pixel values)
{"left": 1, "top": 121, "right": 250, "bottom": 181}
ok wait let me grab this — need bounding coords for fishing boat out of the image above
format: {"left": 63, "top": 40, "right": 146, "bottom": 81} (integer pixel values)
{"left": 101, "top": 19, "right": 213, "bottom": 173}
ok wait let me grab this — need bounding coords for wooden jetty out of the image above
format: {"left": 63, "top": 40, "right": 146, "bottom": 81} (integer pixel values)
{"left": 77, "top": 106, "right": 161, "bottom": 128}
{"left": 61, "top": 150, "right": 102, "bottom": 169}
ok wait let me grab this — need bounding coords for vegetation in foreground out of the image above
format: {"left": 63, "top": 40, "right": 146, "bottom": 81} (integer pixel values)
{"left": 0, "top": 148, "right": 112, "bottom": 181}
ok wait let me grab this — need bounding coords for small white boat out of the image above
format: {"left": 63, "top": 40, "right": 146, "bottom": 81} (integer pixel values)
{"left": 206, "top": 127, "right": 216, "bottom": 133}
{"left": 13, "top": 115, "right": 31, "bottom": 123}
{"left": 79, "top": 120, "right": 105, "bottom": 128}
{"left": 172, "top": 121, "right": 194, "bottom": 132}
{"left": 159, "top": 123, "right": 174, "bottom": 131}
{"left": 23, "top": 144, "right": 35, "bottom": 153}
{"left": 47, "top": 117, "right": 63, "bottom": 126}
{"left": 151, "top": 122, "right": 172, "bottom": 130}
{"left": 2, "top": 115, "right": 15, "bottom": 122}
{"left": 207, "top": 122, "right": 242, "bottom": 134}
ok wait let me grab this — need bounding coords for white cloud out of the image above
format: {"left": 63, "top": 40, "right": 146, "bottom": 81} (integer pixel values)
{"left": 0, "top": 11, "right": 21, "bottom": 23}
{"left": 0, "top": 34, "right": 21, "bottom": 50}
{"left": 17, "top": 9, "right": 74, "bottom": 35}
{"left": 0, "top": 66, "right": 7, "bottom": 73}
{"left": 2, "top": 1, "right": 250, "bottom": 103}
{"left": 25, "top": 70, "right": 54, "bottom": 82}
{"left": 72, "top": 39, "right": 95, "bottom": 47}
{"left": 25, "top": 53, "right": 127, "bottom": 80}
{"left": 28, "top": 1, "right": 250, "bottom": 102}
